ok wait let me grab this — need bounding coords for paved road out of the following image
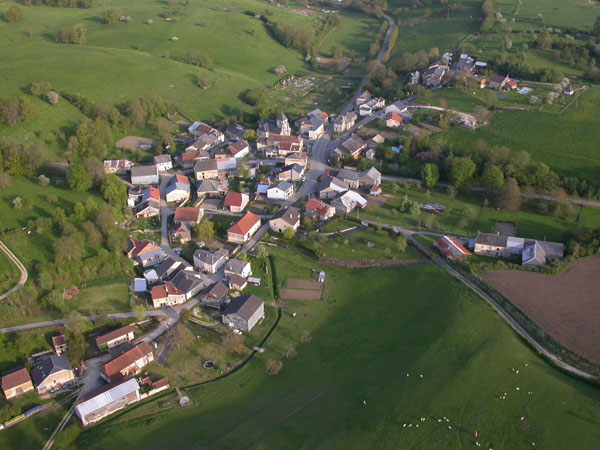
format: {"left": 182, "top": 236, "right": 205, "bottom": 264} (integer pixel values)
{"left": 359, "top": 217, "right": 597, "bottom": 382}
{"left": 0, "top": 240, "right": 28, "bottom": 300}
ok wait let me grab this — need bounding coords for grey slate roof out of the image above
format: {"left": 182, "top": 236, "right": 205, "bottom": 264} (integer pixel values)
{"left": 31, "top": 355, "right": 73, "bottom": 386}
{"left": 194, "top": 159, "right": 218, "bottom": 172}
{"left": 223, "top": 295, "right": 263, "bottom": 321}
{"left": 196, "top": 179, "right": 220, "bottom": 193}
{"left": 337, "top": 169, "right": 361, "bottom": 181}
{"left": 271, "top": 206, "right": 300, "bottom": 226}
{"left": 131, "top": 165, "right": 158, "bottom": 177}
{"left": 475, "top": 232, "right": 508, "bottom": 247}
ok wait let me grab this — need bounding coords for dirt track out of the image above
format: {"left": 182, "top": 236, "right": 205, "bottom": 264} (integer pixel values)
{"left": 483, "top": 257, "right": 600, "bottom": 364}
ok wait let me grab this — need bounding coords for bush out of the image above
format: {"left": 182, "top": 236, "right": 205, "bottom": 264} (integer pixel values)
{"left": 266, "top": 360, "right": 283, "bottom": 375}
{"left": 46, "top": 91, "right": 59, "bottom": 105}
{"left": 4, "top": 5, "right": 24, "bottom": 23}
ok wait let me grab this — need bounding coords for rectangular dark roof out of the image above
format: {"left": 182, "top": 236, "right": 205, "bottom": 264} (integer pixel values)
{"left": 475, "top": 232, "right": 508, "bottom": 247}
{"left": 223, "top": 295, "right": 263, "bottom": 321}
{"left": 96, "top": 325, "right": 134, "bottom": 347}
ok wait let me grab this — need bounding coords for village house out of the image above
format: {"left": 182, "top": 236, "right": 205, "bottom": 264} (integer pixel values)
{"left": 201, "top": 282, "right": 230, "bottom": 309}
{"left": 222, "top": 295, "right": 265, "bottom": 332}
{"left": 269, "top": 207, "right": 300, "bottom": 233}
{"left": 385, "top": 111, "right": 403, "bottom": 128}
{"left": 336, "top": 169, "right": 361, "bottom": 189}
{"left": 297, "top": 109, "right": 327, "bottom": 140}
{"left": 151, "top": 282, "right": 186, "bottom": 308}
{"left": 331, "top": 190, "right": 368, "bottom": 214}
{"left": 130, "top": 165, "right": 159, "bottom": 185}
{"left": 359, "top": 98, "right": 385, "bottom": 116}
{"left": 100, "top": 342, "right": 154, "bottom": 382}
{"left": 1, "top": 367, "right": 34, "bottom": 400}
{"left": 257, "top": 113, "right": 290, "bottom": 140}
{"left": 333, "top": 111, "right": 357, "bottom": 133}
{"left": 133, "top": 198, "right": 160, "bottom": 219}
{"left": 267, "top": 181, "right": 293, "bottom": 200}
{"left": 224, "top": 259, "right": 252, "bottom": 279}
{"left": 155, "top": 257, "right": 188, "bottom": 282}
{"left": 174, "top": 207, "right": 203, "bottom": 227}
{"left": 264, "top": 135, "right": 303, "bottom": 157}
{"left": 170, "top": 221, "right": 191, "bottom": 243}
{"left": 335, "top": 135, "right": 367, "bottom": 160}
{"left": 223, "top": 192, "right": 249, "bottom": 213}
{"left": 74, "top": 377, "right": 141, "bottom": 427}
{"left": 422, "top": 66, "right": 447, "bottom": 87}
{"left": 228, "top": 274, "right": 247, "bottom": 291}
{"left": 178, "top": 149, "right": 209, "bottom": 169}
{"left": 318, "top": 176, "right": 349, "bottom": 200}
{"left": 488, "top": 73, "right": 510, "bottom": 90}
{"left": 355, "top": 90, "right": 372, "bottom": 107}
{"left": 227, "top": 212, "right": 261, "bottom": 243}
{"left": 194, "top": 159, "right": 219, "bottom": 180}
{"left": 224, "top": 140, "right": 250, "bottom": 159}
{"left": 188, "top": 122, "right": 224, "bottom": 143}
{"left": 434, "top": 236, "right": 471, "bottom": 262}
{"left": 128, "top": 186, "right": 158, "bottom": 207}
{"left": 409, "top": 71, "right": 420, "bottom": 85}
{"left": 193, "top": 248, "right": 229, "bottom": 274}
{"left": 153, "top": 154, "right": 173, "bottom": 172}
{"left": 96, "top": 325, "right": 135, "bottom": 349}
{"left": 360, "top": 167, "right": 382, "bottom": 187}
{"left": 277, "top": 163, "right": 304, "bottom": 182}
{"left": 169, "top": 269, "right": 206, "bottom": 299}
{"left": 196, "top": 179, "right": 222, "bottom": 200}
{"left": 164, "top": 174, "right": 190, "bottom": 203}
{"left": 284, "top": 152, "right": 308, "bottom": 168}
{"left": 52, "top": 334, "right": 67, "bottom": 356}
{"left": 103, "top": 159, "right": 133, "bottom": 175}
{"left": 127, "top": 240, "right": 165, "bottom": 267}
{"left": 31, "top": 355, "right": 75, "bottom": 394}
{"left": 216, "top": 157, "right": 239, "bottom": 179}
{"left": 186, "top": 133, "right": 219, "bottom": 153}
{"left": 226, "top": 123, "right": 246, "bottom": 141}
{"left": 305, "top": 198, "right": 336, "bottom": 221}
{"left": 473, "top": 232, "right": 564, "bottom": 266}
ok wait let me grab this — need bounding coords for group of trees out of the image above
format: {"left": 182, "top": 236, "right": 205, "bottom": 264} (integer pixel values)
{"left": 100, "top": 8, "right": 120, "bottom": 25}
{"left": 0, "top": 138, "right": 46, "bottom": 176}
{"left": 480, "top": 0, "right": 495, "bottom": 33}
{"left": 265, "top": 20, "right": 315, "bottom": 55}
{"left": 4, "top": 5, "right": 24, "bottom": 22}
{"left": 54, "top": 23, "right": 86, "bottom": 44}
{"left": 0, "top": 97, "right": 37, "bottom": 125}
{"left": 391, "top": 47, "right": 439, "bottom": 73}
{"left": 347, "top": 0, "right": 388, "bottom": 19}
{"left": 25, "top": 0, "right": 95, "bottom": 7}
{"left": 187, "top": 49, "right": 213, "bottom": 68}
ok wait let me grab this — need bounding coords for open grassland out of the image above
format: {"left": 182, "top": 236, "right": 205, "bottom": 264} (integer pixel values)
{"left": 365, "top": 184, "right": 600, "bottom": 242}
{"left": 0, "top": 177, "right": 105, "bottom": 265}
{"left": 493, "top": 0, "right": 600, "bottom": 31}
{"left": 71, "top": 277, "right": 131, "bottom": 315}
{"left": 484, "top": 256, "right": 600, "bottom": 364}
{"left": 0, "top": 250, "right": 19, "bottom": 295}
{"left": 69, "top": 246, "right": 600, "bottom": 449}
{"left": 439, "top": 88, "right": 600, "bottom": 181}
{"left": 389, "top": 2, "right": 479, "bottom": 59}
{"left": 0, "top": 0, "right": 378, "bottom": 159}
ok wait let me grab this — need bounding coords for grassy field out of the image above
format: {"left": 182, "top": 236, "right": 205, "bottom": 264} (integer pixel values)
{"left": 438, "top": 87, "right": 600, "bottom": 181}
{"left": 64, "top": 245, "right": 600, "bottom": 449}
{"left": 0, "top": 250, "right": 19, "bottom": 295}
{"left": 0, "top": 177, "right": 105, "bottom": 266}
{"left": 0, "top": 0, "right": 378, "bottom": 159}
{"left": 317, "top": 226, "right": 421, "bottom": 261}
{"left": 361, "top": 183, "right": 600, "bottom": 242}
{"left": 493, "top": 0, "right": 600, "bottom": 30}
{"left": 70, "top": 277, "right": 131, "bottom": 315}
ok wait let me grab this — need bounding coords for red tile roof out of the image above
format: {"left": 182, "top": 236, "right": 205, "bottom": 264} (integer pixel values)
{"left": 151, "top": 282, "right": 184, "bottom": 301}
{"left": 1, "top": 366, "right": 31, "bottom": 391}
{"left": 386, "top": 112, "right": 402, "bottom": 123}
{"left": 181, "top": 151, "right": 200, "bottom": 162}
{"left": 434, "top": 236, "right": 471, "bottom": 262}
{"left": 224, "top": 192, "right": 244, "bottom": 207}
{"left": 175, "top": 174, "right": 190, "bottom": 185}
{"left": 305, "top": 198, "right": 322, "bottom": 211}
{"left": 134, "top": 241, "right": 160, "bottom": 256}
{"left": 146, "top": 187, "right": 160, "bottom": 201}
{"left": 152, "top": 378, "right": 170, "bottom": 389}
{"left": 174, "top": 207, "right": 201, "bottom": 223}
{"left": 227, "top": 140, "right": 248, "bottom": 156}
{"left": 52, "top": 334, "right": 66, "bottom": 348}
{"left": 95, "top": 325, "right": 134, "bottom": 347}
{"left": 100, "top": 342, "right": 153, "bottom": 380}
{"left": 227, "top": 212, "right": 260, "bottom": 236}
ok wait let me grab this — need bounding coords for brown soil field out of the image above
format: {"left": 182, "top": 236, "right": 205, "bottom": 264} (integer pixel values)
{"left": 288, "top": 279, "right": 322, "bottom": 290}
{"left": 116, "top": 136, "right": 153, "bottom": 150}
{"left": 483, "top": 257, "right": 600, "bottom": 364}
{"left": 281, "top": 289, "right": 322, "bottom": 301}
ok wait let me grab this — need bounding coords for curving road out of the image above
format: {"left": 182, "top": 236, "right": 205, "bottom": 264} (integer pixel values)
{"left": 0, "top": 240, "right": 28, "bottom": 300}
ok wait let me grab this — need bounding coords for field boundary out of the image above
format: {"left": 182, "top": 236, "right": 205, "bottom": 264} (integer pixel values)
{"left": 317, "top": 257, "right": 428, "bottom": 268}
{"left": 0, "top": 240, "right": 28, "bottom": 300}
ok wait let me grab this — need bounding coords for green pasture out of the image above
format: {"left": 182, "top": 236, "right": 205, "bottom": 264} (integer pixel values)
{"left": 70, "top": 277, "right": 131, "bottom": 315}
{"left": 438, "top": 87, "right": 600, "bottom": 181}
{"left": 493, "top": 0, "right": 600, "bottom": 31}
{"left": 0, "top": 0, "right": 378, "bottom": 160}
{"left": 0, "top": 251, "right": 19, "bottom": 295}
{"left": 67, "top": 245, "right": 600, "bottom": 449}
